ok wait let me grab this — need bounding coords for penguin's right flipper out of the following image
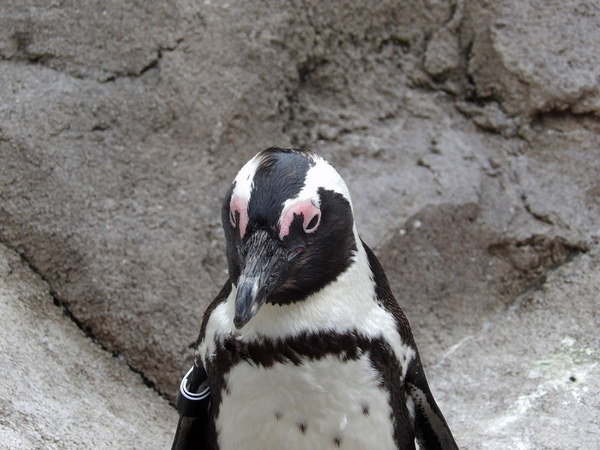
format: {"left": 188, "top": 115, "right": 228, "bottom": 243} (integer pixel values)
{"left": 171, "top": 364, "right": 211, "bottom": 450}
{"left": 406, "top": 354, "right": 459, "bottom": 450}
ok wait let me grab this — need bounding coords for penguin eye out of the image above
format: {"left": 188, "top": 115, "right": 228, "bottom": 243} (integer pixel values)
{"left": 303, "top": 211, "right": 321, "bottom": 233}
{"left": 279, "top": 200, "right": 321, "bottom": 240}
{"left": 229, "top": 209, "right": 237, "bottom": 228}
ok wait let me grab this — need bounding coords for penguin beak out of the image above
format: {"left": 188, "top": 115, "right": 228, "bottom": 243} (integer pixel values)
{"left": 233, "top": 229, "right": 291, "bottom": 329}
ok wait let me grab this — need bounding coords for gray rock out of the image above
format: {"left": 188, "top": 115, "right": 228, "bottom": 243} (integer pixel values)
{"left": 0, "top": 242, "right": 177, "bottom": 449}
{"left": 0, "top": 1, "right": 182, "bottom": 81}
{"left": 430, "top": 246, "right": 600, "bottom": 450}
{"left": 465, "top": 0, "right": 600, "bottom": 118}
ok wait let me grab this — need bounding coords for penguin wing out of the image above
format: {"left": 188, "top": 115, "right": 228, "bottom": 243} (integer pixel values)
{"left": 171, "top": 280, "right": 233, "bottom": 450}
{"left": 406, "top": 354, "right": 459, "bottom": 450}
{"left": 171, "top": 362, "right": 211, "bottom": 450}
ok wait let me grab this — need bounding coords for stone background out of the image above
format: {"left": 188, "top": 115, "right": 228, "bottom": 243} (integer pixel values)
{"left": 1, "top": 0, "right": 598, "bottom": 448}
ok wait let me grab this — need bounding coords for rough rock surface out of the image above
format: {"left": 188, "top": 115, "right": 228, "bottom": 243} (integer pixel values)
{"left": 0, "top": 0, "right": 599, "bottom": 448}
{"left": 0, "top": 242, "right": 177, "bottom": 449}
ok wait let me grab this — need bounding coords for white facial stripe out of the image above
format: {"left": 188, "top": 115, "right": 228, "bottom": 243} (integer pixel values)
{"left": 229, "top": 153, "right": 264, "bottom": 239}
{"left": 281, "top": 156, "right": 352, "bottom": 215}
{"left": 231, "top": 153, "right": 261, "bottom": 205}
{"left": 304, "top": 156, "right": 352, "bottom": 206}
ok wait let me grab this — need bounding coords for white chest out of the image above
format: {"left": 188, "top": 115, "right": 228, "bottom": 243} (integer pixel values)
{"left": 216, "top": 354, "right": 397, "bottom": 450}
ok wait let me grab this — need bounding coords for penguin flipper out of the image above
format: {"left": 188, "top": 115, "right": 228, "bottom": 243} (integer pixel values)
{"left": 171, "top": 362, "right": 211, "bottom": 450}
{"left": 171, "top": 281, "right": 233, "bottom": 450}
{"left": 171, "top": 415, "right": 209, "bottom": 450}
{"left": 406, "top": 356, "right": 459, "bottom": 450}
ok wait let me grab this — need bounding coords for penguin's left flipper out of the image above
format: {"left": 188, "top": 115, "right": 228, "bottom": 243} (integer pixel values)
{"left": 171, "top": 415, "right": 208, "bottom": 450}
{"left": 406, "top": 355, "right": 459, "bottom": 450}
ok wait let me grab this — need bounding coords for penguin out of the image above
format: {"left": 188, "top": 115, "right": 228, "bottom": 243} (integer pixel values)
{"left": 172, "top": 147, "right": 459, "bottom": 450}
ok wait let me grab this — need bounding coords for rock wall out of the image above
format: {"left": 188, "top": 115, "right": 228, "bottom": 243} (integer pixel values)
{"left": 0, "top": 243, "right": 177, "bottom": 449}
{"left": 1, "top": 0, "right": 598, "bottom": 448}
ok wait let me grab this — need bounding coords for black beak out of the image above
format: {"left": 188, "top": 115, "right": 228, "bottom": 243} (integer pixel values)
{"left": 233, "top": 229, "right": 291, "bottom": 329}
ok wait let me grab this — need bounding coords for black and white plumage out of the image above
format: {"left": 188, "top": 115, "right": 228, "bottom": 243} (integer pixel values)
{"left": 172, "top": 148, "right": 459, "bottom": 450}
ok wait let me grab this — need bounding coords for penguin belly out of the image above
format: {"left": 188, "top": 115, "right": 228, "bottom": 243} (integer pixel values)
{"left": 216, "top": 353, "right": 397, "bottom": 450}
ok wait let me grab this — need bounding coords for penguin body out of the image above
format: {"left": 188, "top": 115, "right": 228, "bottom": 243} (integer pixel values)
{"left": 173, "top": 148, "right": 458, "bottom": 450}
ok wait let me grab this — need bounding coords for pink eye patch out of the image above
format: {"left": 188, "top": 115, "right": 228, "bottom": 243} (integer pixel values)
{"left": 279, "top": 199, "right": 321, "bottom": 240}
{"left": 229, "top": 196, "right": 249, "bottom": 238}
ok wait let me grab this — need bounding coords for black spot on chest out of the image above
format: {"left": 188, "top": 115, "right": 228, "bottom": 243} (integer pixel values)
{"left": 362, "top": 403, "right": 370, "bottom": 416}
{"left": 298, "top": 421, "right": 307, "bottom": 434}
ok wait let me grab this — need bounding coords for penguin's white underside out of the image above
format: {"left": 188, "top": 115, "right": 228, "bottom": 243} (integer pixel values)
{"left": 219, "top": 355, "right": 401, "bottom": 450}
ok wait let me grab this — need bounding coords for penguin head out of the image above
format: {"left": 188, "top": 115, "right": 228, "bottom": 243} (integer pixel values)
{"left": 222, "top": 148, "right": 358, "bottom": 329}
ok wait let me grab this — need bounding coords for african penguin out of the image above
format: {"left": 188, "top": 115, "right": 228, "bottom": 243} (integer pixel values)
{"left": 172, "top": 147, "right": 459, "bottom": 450}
